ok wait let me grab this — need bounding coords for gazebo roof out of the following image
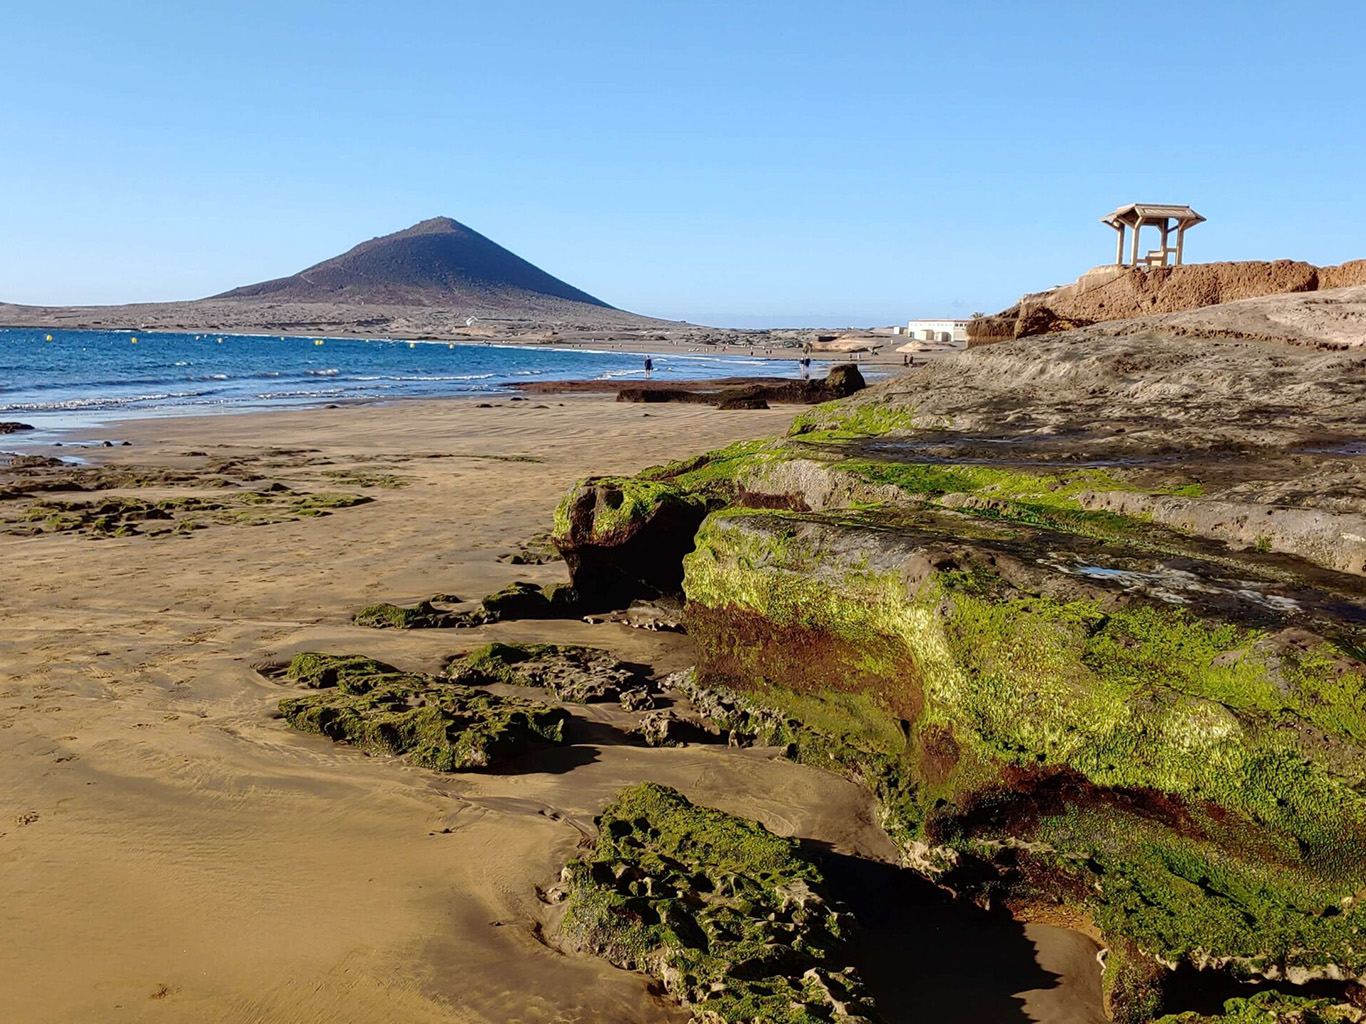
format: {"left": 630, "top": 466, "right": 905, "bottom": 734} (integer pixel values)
{"left": 1101, "top": 203, "right": 1205, "bottom": 229}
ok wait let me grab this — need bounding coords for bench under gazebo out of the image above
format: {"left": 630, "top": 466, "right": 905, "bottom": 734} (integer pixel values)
{"left": 1101, "top": 203, "right": 1205, "bottom": 268}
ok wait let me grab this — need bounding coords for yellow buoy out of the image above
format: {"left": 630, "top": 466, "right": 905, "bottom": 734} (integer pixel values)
{"left": 409, "top": 342, "right": 416, "bottom": 349}
{"left": 131, "top": 338, "right": 138, "bottom": 344}
{"left": 45, "top": 334, "right": 52, "bottom": 341}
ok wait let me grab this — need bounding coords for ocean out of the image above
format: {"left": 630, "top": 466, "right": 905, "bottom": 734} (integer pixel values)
{"left": 0, "top": 327, "right": 791, "bottom": 431}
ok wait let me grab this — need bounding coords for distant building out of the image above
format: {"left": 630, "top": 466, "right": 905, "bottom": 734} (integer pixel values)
{"left": 906, "top": 318, "right": 970, "bottom": 345}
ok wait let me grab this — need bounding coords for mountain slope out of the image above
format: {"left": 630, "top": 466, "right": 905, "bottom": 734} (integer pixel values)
{"left": 214, "top": 217, "right": 614, "bottom": 311}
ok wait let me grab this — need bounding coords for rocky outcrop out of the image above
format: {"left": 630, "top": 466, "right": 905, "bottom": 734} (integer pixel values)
{"left": 682, "top": 506, "right": 1366, "bottom": 1014}
{"left": 552, "top": 476, "right": 718, "bottom": 609}
{"left": 542, "top": 324, "right": 1366, "bottom": 1020}
{"left": 549, "top": 783, "right": 878, "bottom": 1024}
{"left": 616, "top": 363, "right": 866, "bottom": 408}
{"left": 968, "top": 259, "right": 1366, "bottom": 344}
{"left": 447, "top": 642, "right": 655, "bottom": 708}
{"left": 1078, "top": 491, "right": 1366, "bottom": 577}
{"left": 276, "top": 652, "right": 568, "bottom": 770}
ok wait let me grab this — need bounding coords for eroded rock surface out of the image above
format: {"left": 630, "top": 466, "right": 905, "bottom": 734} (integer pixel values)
{"left": 969, "top": 261, "right": 1366, "bottom": 345}
{"left": 550, "top": 783, "right": 878, "bottom": 1024}
{"left": 447, "top": 642, "right": 655, "bottom": 709}
{"left": 277, "top": 652, "right": 567, "bottom": 770}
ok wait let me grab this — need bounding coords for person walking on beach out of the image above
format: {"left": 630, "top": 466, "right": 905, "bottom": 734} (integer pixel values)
{"left": 644, "top": 355, "right": 653, "bottom": 377}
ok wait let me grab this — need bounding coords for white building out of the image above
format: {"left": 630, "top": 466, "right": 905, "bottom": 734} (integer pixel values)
{"left": 906, "top": 318, "right": 971, "bottom": 345}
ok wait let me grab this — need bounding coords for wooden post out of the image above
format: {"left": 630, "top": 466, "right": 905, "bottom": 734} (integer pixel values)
{"left": 1176, "top": 224, "right": 1187, "bottom": 265}
{"left": 1130, "top": 218, "right": 1142, "bottom": 266}
{"left": 1115, "top": 224, "right": 1126, "bottom": 265}
{"left": 1160, "top": 222, "right": 1170, "bottom": 266}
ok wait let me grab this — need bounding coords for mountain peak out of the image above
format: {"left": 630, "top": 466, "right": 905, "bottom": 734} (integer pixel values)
{"left": 214, "top": 218, "right": 614, "bottom": 312}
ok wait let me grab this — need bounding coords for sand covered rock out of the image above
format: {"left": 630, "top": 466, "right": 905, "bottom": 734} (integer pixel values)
{"left": 551, "top": 783, "right": 878, "bottom": 1024}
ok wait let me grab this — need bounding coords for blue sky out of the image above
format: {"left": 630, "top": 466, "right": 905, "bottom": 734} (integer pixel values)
{"left": 2, "top": 1, "right": 1362, "bottom": 326}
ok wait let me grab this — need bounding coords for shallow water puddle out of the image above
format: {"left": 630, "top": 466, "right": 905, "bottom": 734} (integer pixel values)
{"left": 1046, "top": 557, "right": 1304, "bottom": 613}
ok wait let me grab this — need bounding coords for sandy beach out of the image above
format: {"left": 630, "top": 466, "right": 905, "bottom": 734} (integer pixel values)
{"left": 0, "top": 394, "right": 1103, "bottom": 1024}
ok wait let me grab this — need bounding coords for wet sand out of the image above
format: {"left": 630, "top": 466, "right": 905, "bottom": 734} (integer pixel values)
{"left": 0, "top": 396, "right": 1103, "bottom": 1023}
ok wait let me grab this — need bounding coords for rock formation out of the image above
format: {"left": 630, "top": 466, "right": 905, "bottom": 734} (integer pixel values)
{"left": 275, "top": 652, "right": 568, "bottom": 770}
{"left": 545, "top": 318, "right": 1366, "bottom": 1021}
{"left": 970, "top": 259, "right": 1366, "bottom": 345}
{"left": 549, "top": 783, "right": 878, "bottom": 1024}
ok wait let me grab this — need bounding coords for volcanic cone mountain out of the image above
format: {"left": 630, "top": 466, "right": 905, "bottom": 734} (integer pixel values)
{"left": 215, "top": 217, "right": 614, "bottom": 312}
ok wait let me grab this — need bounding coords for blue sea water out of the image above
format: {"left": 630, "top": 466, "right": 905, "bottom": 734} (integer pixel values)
{"left": 0, "top": 327, "right": 793, "bottom": 432}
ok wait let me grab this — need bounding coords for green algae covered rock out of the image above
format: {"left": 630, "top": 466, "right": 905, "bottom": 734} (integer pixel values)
{"left": 551, "top": 475, "right": 718, "bottom": 609}
{"left": 1154, "top": 990, "right": 1362, "bottom": 1023}
{"left": 448, "top": 642, "right": 651, "bottom": 705}
{"left": 554, "top": 782, "right": 877, "bottom": 1024}
{"left": 681, "top": 507, "right": 1366, "bottom": 1004}
{"left": 279, "top": 653, "right": 567, "bottom": 770}
{"left": 286, "top": 652, "right": 407, "bottom": 692}
{"left": 353, "top": 600, "right": 456, "bottom": 629}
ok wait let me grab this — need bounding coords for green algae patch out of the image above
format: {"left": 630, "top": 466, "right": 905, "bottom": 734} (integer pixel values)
{"left": 637, "top": 438, "right": 788, "bottom": 491}
{"left": 788, "top": 398, "right": 924, "bottom": 439}
{"left": 286, "top": 652, "right": 408, "bottom": 692}
{"left": 1154, "top": 990, "right": 1361, "bottom": 1023}
{"left": 279, "top": 653, "right": 567, "bottom": 770}
{"left": 353, "top": 600, "right": 455, "bottom": 629}
{"left": 5, "top": 487, "right": 373, "bottom": 538}
{"left": 554, "top": 783, "right": 877, "bottom": 1024}
{"left": 552, "top": 476, "right": 710, "bottom": 547}
{"left": 842, "top": 459, "right": 1130, "bottom": 505}
{"left": 322, "top": 469, "right": 408, "bottom": 488}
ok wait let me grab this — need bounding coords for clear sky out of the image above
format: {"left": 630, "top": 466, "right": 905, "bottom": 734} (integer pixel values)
{"left": 2, "top": 1, "right": 1363, "bottom": 327}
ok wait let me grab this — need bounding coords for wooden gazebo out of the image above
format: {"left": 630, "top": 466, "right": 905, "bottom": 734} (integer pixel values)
{"left": 1101, "top": 203, "right": 1205, "bottom": 268}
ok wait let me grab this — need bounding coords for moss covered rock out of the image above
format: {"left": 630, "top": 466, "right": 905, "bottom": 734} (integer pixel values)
{"left": 554, "top": 783, "right": 877, "bottom": 1023}
{"left": 681, "top": 507, "right": 1366, "bottom": 999}
{"left": 551, "top": 476, "right": 717, "bottom": 609}
{"left": 279, "top": 653, "right": 567, "bottom": 770}
{"left": 448, "top": 642, "right": 652, "bottom": 707}
{"left": 1153, "top": 990, "right": 1363, "bottom": 1023}
{"left": 353, "top": 600, "right": 458, "bottom": 629}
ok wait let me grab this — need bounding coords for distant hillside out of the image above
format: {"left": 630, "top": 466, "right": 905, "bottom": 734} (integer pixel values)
{"left": 0, "top": 216, "right": 659, "bottom": 336}
{"left": 214, "top": 217, "right": 614, "bottom": 312}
